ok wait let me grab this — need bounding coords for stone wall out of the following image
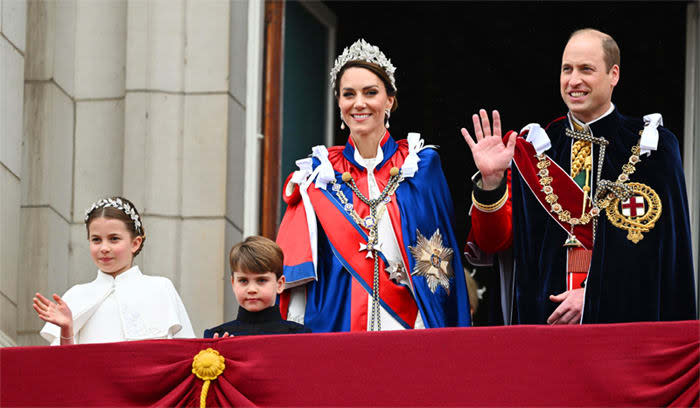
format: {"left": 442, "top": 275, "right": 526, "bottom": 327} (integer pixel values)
{"left": 0, "top": 0, "right": 27, "bottom": 347}
{"left": 1, "top": 0, "right": 253, "bottom": 346}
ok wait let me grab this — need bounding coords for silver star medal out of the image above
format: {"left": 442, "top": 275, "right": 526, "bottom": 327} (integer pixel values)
{"left": 386, "top": 262, "right": 407, "bottom": 283}
{"left": 408, "top": 229, "right": 454, "bottom": 295}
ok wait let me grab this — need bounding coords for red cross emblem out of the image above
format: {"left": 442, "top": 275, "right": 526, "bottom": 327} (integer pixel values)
{"left": 621, "top": 196, "right": 645, "bottom": 217}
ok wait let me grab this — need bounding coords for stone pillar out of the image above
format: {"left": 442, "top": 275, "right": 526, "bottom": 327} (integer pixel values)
{"left": 18, "top": 0, "right": 126, "bottom": 346}
{"left": 0, "top": 0, "right": 27, "bottom": 347}
{"left": 223, "top": 0, "right": 249, "bottom": 321}
{"left": 124, "top": 0, "right": 231, "bottom": 335}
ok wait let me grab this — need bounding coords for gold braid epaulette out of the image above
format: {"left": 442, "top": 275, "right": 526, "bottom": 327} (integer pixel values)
{"left": 472, "top": 185, "right": 509, "bottom": 213}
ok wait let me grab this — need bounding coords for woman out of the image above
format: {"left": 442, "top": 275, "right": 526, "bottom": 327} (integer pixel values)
{"left": 277, "top": 39, "right": 470, "bottom": 331}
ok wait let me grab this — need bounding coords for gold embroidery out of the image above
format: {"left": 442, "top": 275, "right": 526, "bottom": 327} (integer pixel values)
{"left": 472, "top": 185, "right": 509, "bottom": 212}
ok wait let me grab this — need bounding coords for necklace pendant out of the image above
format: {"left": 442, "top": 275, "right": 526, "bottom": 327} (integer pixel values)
{"left": 563, "top": 234, "right": 583, "bottom": 248}
{"left": 359, "top": 241, "right": 383, "bottom": 258}
{"left": 359, "top": 242, "right": 374, "bottom": 258}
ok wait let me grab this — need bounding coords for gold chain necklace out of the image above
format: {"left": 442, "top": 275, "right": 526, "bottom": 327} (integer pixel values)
{"left": 330, "top": 167, "right": 403, "bottom": 243}
{"left": 536, "top": 143, "right": 642, "bottom": 227}
{"left": 329, "top": 166, "right": 404, "bottom": 331}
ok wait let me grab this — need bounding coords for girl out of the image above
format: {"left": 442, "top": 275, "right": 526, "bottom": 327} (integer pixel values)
{"left": 33, "top": 196, "right": 195, "bottom": 345}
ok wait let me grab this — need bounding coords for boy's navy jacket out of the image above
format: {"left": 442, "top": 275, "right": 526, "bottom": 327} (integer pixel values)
{"left": 203, "top": 305, "right": 311, "bottom": 338}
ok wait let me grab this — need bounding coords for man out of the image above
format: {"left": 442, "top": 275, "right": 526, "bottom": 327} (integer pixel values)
{"left": 462, "top": 28, "right": 696, "bottom": 324}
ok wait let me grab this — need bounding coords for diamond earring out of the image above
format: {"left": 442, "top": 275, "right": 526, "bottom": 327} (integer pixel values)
{"left": 340, "top": 113, "right": 346, "bottom": 130}
{"left": 385, "top": 109, "right": 391, "bottom": 129}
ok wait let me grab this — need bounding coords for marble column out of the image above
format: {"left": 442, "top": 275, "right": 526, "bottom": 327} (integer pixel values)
{"left": 0, "top": 0, "right": 27, "bottom": 347}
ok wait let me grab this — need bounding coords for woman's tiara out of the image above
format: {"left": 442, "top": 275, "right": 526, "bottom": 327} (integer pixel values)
{"left": 329, "top": 39, "right": 396, "bottom": 94}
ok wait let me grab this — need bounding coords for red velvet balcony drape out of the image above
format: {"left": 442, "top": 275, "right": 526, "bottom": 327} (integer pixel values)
{"left": 2, "top": 321, "right": 698, "bottom": 407}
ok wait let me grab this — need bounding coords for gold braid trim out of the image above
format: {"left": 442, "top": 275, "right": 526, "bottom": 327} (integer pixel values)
{"left": 192, "top": 348, "right": 226, "bottom": 408}
{"left": 472, "top": 185, "right": 509, "bottom": 213}
{"left": 570, "top": 140, "right": 592, "bottom": 179}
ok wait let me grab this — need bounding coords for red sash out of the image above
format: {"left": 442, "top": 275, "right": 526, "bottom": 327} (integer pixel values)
{"left": 306, "top": 185, "right": 418, "bottom": 330}
{"left": 512, "top": 138, "right": 594, "bottom": 250}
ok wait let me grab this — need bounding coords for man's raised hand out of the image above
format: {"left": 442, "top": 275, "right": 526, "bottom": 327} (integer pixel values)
{"left": 461, "top": 109, "right": 516, "bottom": 190}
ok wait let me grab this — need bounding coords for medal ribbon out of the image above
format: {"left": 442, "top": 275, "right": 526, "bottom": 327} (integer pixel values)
{"left": 306, "top": 185, "right": 417, "bottom": 330}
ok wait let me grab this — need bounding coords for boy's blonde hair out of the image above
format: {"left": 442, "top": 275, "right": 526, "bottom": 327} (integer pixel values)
{"left": 229, "top": 236, "right": 284, "bottom": 278}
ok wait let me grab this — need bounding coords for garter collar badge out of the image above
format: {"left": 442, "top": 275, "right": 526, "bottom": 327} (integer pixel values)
{"left": 409, "top": 229, "right": 454, "bottom": 295}
{"left": 605, "top": 182, "right": 661, "bottom": 243}
{"left": 593, "top": 144, "right": 662, "bottom": 243}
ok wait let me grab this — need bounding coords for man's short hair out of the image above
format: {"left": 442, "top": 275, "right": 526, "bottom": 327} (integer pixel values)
{"left": 569, "top": 28, "right": 620, "bottom": 72}
{"left": 229, "top": 235, "right": 284, "bottom": 278}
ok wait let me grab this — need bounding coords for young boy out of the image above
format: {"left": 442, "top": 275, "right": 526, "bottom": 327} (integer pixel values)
{"left": 203, "top": 236, "right": 311, "bottom": 337}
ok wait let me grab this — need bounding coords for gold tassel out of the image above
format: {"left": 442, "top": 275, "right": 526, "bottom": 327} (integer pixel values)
{"left": 192, "top": 348, "right": 226, "bottom": 408}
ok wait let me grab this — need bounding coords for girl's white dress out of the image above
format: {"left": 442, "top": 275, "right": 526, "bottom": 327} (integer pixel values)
{"left": 40, "top": 265, "right": 195, "bottom": 345}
